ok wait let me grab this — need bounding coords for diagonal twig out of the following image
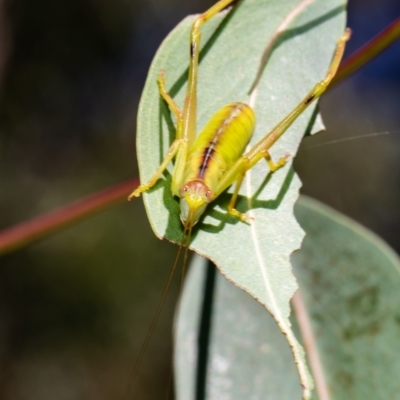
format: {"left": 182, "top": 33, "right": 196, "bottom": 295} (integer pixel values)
{"left": 0, "top": 179, "right": 138, "bottom": 256}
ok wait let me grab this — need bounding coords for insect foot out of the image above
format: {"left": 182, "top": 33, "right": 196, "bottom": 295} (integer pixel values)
{"left": 228, "top": 208, "right": 254, "bottom": 225}
{"left": 157, "top": 69, "right": 165, "bottom": 84}
{"left": 266, "top": 152, "right": 291, "bottom": 172}
{"left": 127, "top": 186, "right": 147, "bottom": 200}
{"left": 276, "top": 153, "right": 291, "bottom": 169}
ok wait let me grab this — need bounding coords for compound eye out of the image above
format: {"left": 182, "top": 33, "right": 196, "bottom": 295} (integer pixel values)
{"left": 183, "top": 186, "right": 188, "bottom": 192}
{"left": 206, "top": 190, "right": 211, "bottom": 198}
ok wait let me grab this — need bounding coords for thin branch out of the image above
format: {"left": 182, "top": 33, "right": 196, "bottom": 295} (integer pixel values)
{"left": 333, "top": 16, "right": 400, "bottom": 85}
{"left": 0, "top": 178, "right": 138, "bottom": 256}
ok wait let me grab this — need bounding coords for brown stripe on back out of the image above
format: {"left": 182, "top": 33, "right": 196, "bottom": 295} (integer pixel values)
{"left": 197, "top": 103, "right": 244, "bottom": 178}
{"left": 198, "top": 142, "right": 216, "bottom": 178}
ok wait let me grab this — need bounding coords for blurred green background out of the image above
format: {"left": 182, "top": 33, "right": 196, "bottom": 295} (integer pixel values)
{"left": 0, "top": 0, "right": 399, "bottom": 399}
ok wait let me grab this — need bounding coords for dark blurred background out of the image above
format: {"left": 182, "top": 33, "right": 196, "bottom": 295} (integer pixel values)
{"left": 0, "top": 0, "right": 399, "bottom": 399}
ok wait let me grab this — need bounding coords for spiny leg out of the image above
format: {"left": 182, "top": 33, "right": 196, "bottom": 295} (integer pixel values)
{"left": 128, "top": 138, "right": 185, "bottom": 199}
{"left": 158, "top": 69, "right": 183, "bottom": 123}
{"left": 128, "top": 71, "right": 186, "bottom": 199}
{"left": 214, "top": 29, "right": 351, "bottom": 220}
{"left": 169, "top": 0, "right": 238, "bottom": 193}
{"left": 180, "top": 0, "right": 237, "bottom": 144}
{"left": 244, "top": 29, "right": 351, "bottom": 165}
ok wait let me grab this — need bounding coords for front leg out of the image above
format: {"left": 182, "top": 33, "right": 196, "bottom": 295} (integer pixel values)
{"left": 129, "top": 69, "right": 187, "bottom": 200}
{"left": 158, "top": 70, "right": 183, "bottom": 124}
{"left": 128, "top": 138, "right": 185, "bottom": 199}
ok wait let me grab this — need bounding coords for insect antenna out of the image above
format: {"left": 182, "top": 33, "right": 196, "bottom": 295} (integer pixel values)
{"left": 161, "top": 212, "right": 196, "bottom": 399}
{"left": 162, "top": 223, "right": 194, "bottom": 400}
{"left": 303, "top": 129, "right": 399, "bottom": 150}
{"left": 181, "top": 220, "right": 195, "bottom": 287}
{"left": 123, "top": 222, "right": 191, "bottom": 399}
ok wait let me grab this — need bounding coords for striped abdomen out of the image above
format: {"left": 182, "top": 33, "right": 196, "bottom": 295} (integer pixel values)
{"left": 182, "top": 102, "right": 256, "bottom": 193}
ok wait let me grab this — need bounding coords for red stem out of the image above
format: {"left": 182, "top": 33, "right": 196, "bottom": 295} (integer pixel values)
{"left": 0, "top": 178, "right": 138, "bottom": 256}
{"left": 332, "top": 17, "right": 400, "bottom": 85}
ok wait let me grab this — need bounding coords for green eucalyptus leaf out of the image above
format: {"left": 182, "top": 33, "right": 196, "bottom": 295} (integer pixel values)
{"left": 135, "top": 0, "right": 346, "bottom": 396}
{"left": 174, "top": 197, "right": 400, "bottom": 399}
{"left": 292, "top": 196, "right": 400, "bottom": 400}
{"left": 174, "top": 255, "right": 302, "bottom": 400}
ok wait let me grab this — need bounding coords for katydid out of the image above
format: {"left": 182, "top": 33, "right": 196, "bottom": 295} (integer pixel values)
{"left": 129, "top": 0, "right": 350, "bottom": 241}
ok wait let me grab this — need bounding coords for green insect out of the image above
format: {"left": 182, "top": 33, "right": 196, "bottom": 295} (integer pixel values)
{"left": 129, "top": 0, "right": 350, "bottom": 242}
